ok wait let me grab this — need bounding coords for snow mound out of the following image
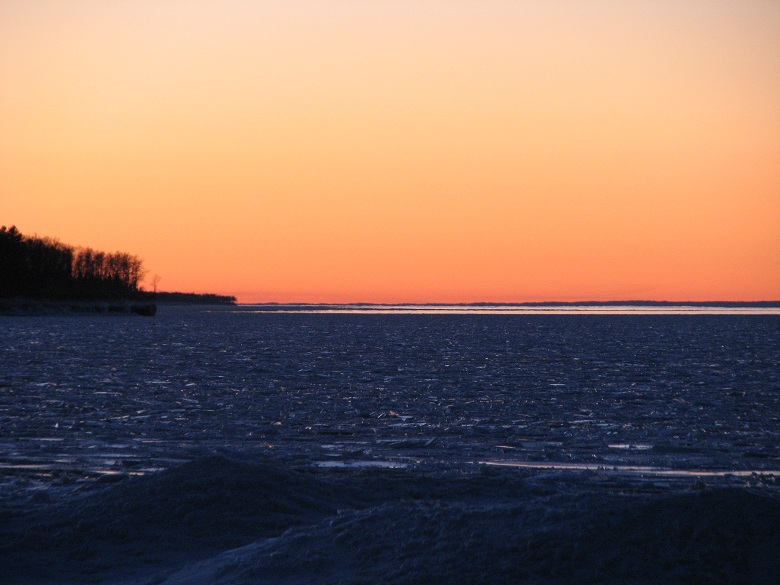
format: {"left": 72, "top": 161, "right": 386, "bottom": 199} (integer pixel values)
{"left": 0, "top": 456, "right": 348, "bottom": 584}
{"left": 2, "top": 456, "right": 778, "bottom": 585}
{"left": 158, "top": 488, "right": 780, "bottom": 585}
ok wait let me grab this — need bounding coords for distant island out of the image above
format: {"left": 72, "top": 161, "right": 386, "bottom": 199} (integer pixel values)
{"left": 0, "top": 226, "right": 235, "bottom": 315}
{"left": 464, "top": 300, "right": 780, "bottom": 307}
{"left": 249, "top": 300, "right": 780, "bottom": 309}
{"left": 150, "top": 291, "right": 237, "bottom": 305}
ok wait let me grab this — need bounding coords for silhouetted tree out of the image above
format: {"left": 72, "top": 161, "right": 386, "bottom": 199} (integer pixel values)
{"left": 24, "top": 236, "right": 73, "bottom": 297}
{"left": 0, "top": 226, "right": 26, "bottom": 297}
{"left": 0, "top": 226, "right": 145, "bottom": 299}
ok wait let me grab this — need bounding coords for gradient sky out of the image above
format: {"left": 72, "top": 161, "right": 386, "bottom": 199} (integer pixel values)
{"left": 2, "top": 1, "right": 779, "bottom": 303}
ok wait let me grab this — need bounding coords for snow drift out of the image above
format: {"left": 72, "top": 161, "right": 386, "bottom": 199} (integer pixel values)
{"left": 2, "top": 456, "right": 778, "bottom": 585}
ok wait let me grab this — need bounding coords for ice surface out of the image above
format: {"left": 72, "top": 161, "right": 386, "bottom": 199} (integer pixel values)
{"left": 1, "top": 307, "right": 779, "bottom": 583}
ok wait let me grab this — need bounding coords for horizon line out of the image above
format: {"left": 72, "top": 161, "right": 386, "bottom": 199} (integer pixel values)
{"left": 232, "top": 299, "right": 780, "bottom": 307}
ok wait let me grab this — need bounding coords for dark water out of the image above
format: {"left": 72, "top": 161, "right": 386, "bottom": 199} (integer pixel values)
{"left": 1, "top": 307, "right": 779, "bottom": 584}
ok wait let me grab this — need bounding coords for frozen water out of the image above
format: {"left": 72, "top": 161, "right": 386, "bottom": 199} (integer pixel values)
{"left": 2, "top": 306, "right": 779, "bottom": 486}
{"left": 1, "top": 306, "right": 779, "bottom": 583}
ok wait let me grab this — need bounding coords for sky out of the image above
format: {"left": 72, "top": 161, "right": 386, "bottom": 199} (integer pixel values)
{"left": 2, "top": 1, "right": 779, "bottom": 303}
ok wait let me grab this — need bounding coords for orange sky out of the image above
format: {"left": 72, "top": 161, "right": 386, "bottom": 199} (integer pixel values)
{"left": 2, "top": 1, "right": 779, "bottom": 303}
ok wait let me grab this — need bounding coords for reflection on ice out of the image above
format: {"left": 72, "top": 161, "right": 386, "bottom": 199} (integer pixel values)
{"left": 481, "top": 460, "right": 780, "bottom": 478}
{"left": 314, "top": 460, "right": 408, "bottom": 469}
{"left": 608, "top": 443, "right": 653, "bottom": 450}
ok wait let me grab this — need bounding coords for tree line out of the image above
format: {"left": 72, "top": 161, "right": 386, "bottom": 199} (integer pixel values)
{"left": 0, "top": 226, "right": 145, "bottom": 299}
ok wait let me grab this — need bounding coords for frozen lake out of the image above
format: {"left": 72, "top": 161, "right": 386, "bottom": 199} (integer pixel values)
{"left": 3, "top": 305, "right": 779, "bottom": 486}
{"left": 1, "top": 306, "right": 779, "bottom": 583}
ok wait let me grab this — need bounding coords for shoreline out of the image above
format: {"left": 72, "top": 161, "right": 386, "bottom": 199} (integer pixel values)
{"left": 0, "top": 298, "right": 157, "bottom": 316}
{"left": 1, "top": 292, "right": 235, "bottom": 316}
{"left": 241, "top": 300, "right": 780, "bottom": 308}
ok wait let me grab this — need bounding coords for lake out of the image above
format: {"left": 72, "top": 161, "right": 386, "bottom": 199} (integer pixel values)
{"left": 1, "top": 306, "right": 779, "bottom": 584}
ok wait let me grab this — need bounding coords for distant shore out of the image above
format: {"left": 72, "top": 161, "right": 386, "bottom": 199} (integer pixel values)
{"left": 243, "top": 300, "right": 780, "bottom": 308}
{"left": 148, "top": 291, "right": 237, "bottom": 305}
{"left": 465, "top": 300, "right": 780, "bottom": 307}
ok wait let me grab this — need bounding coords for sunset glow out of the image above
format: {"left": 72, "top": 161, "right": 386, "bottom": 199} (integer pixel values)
{"left": 2, "top": 1, "right": 779, "bottom": 303}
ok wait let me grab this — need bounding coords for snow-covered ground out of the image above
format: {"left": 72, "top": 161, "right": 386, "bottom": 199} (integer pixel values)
{"left": 1, "top": 307, "right": 779, "bottom": 583}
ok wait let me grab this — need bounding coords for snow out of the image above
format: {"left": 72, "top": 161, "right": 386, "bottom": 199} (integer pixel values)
{"left": 1, "top": 307, "right": 779, "bottom": 583}
{"left": 2, "top": 455, "right": 779, "bottom": 584}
